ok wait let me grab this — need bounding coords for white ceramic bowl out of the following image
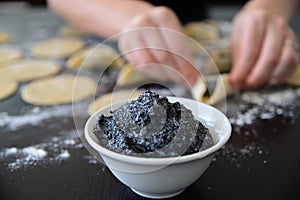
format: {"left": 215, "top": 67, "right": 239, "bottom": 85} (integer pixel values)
{"left": 84, "top": 96, "right": 231, "bottom": 199}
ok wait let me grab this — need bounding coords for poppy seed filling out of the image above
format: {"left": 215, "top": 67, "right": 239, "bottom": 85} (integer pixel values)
{"left": 93, "top": 90, "right": 213, "bottom": 157}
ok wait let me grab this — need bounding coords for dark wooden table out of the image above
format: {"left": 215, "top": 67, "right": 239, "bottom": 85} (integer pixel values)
{"left": 1, "top": 6, "right": 300, "bottom": 200}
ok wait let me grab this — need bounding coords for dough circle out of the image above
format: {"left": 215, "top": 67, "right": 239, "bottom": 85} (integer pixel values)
{"left": 205, "top": 48, "right": 232, "bottom": 74}
{"left": 0, "top": 32, "right": 11, "bottom": 43}
{"left": 0, "top": 78, "right": 18, "bottom": 101}
{"left": 66, "top": 44, "right": 125, "bottom": 70}
{"left": 184, "top": 21, "right": 220, "bottom": 44}
{"left": 116, "top": 64, "right": 152, "bottom": 86}
{"left": 22, "top": 75, "right": 97, "bottom": 105}
{"left": 0, "top": 47, "right": 22, "bottom": 66}
{"left": 31, "top": 38, "right": 85, "bottom": 58}
{"left": 88, "top": 90, "right": 142, "bottom": 115}
{"left": 59, "top": 25, "right": 84, "bottom": 36}
{"left": 0, "top": 60, "right": 61, "bottom": 82}
{"left": 286, "top": 65, "right": 300, "bottom": 86}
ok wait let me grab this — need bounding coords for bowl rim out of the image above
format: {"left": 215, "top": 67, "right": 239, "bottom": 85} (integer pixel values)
{"left": 84, "top": 96, "right": 231, "bottom": 165}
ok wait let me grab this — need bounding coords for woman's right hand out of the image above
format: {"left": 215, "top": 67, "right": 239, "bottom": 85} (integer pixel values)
{"left": 118, "top": 6, "right": 198, "bottom": 85}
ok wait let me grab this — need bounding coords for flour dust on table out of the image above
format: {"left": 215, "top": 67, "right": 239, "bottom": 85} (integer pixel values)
{"left": 0, "top": 130, "right": 100, "bottom": 171}
{"left": 215, "top": 86, "right": 300, "bottom": 168}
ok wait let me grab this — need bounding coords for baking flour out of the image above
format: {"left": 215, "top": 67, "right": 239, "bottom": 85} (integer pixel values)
{"left": 216, "top": 87, "right": 300, "bottom": 167}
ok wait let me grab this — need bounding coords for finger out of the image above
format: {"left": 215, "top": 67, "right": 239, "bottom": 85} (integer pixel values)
{"left": 246, "top": 20, "right": 286, "bottom": 88}
{"left": 119, "top": 27, "right": 164, "bottom": 79}
{"left": 229, "top": 14, "right": 265, "bottom": 89}
{"left": 125, "top": 50, "right": 167, "bottom": 82}
{"left": 158, "top": 28, "right": 199, "bottom": 85}
{"left": 119, "top": 36, "right": 155, "bottom": 67}
{"left": 121, "top": 12, "right": 186, "bottom": 84}
{"left": 137, "top": 27, "right": 183, "bottom": 83}
{"left": 269, "top": 41, "right": 299, "bottom": 84}
{"left": 120, "top": 31, "right": 188, "bottom": 84}
{"left": 149, "top": 7, "right": 199, "bottom": 84}
{"left": 119, "top": 25, "right": 167, "bottom": 70}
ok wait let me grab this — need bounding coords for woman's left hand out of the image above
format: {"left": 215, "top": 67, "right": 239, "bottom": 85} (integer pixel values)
{"left": 229, "top": 4, "right": 299, "bottom": 90}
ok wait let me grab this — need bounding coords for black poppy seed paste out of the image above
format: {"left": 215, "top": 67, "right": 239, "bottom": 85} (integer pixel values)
{"left": 93, "top": 90, "right": 213, "bottom": 157}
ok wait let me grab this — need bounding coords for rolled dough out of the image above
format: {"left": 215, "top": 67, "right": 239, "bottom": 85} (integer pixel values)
{"left": 66, "top": 44, "right": 125, "bottom": 70}
{"left": 87, "top": 90, "right": 142, "bottom": 115}
{"left": 0, "top": 32, "right": 10, "bottom": 43}
{"left": 184, "top": 21, "right": 220, "bottom": 44}
{"left": 0, "top": 78, "right": 18, "bottom": 101}
{"left": 0, "top": 60, "right": 61, "bottom": 82}
{"left": 59, "top": 25, "right": 84, "bottom": 36}
{"left": 21, "top": 75, "right": 97, "bottom": 105}
{"left": 116, "top": 64, "right": 152, "bottom": 86}
{"left": 0, "top": 47, "right": 22, "bottom": 66}
{"left": 31, "top": 38, "right": 85, "bottom": 58}
{"left": 286, "top": 65, "right": 300, "bottom": 86}
{"left": 205, "top": 48, "right": 232, "bottom": 74}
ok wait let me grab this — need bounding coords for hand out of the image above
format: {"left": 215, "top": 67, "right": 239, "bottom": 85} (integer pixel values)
{"left": 118, "top": 6, "right": 198, "bottom": 85}
{"left": 229, "top": 5, "right": 299, "bottom": 90}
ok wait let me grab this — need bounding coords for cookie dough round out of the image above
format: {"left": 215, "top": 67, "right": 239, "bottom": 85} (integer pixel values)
{"left": 88, "top": 90, "right": 142, "bottom": 115}
{"left": 0, "top": 78, "right": 18, "bottom": 101}
{"left": 31, "top": 38, "right": 85, "bottom": 58}
{"left": 22, "top": 75, "right": 97, "bottom": 105}
{"left": 184, "top": 21, "right": 220, "bottom": 44}
{"left": 286, "top": 65, "right": 300, "bottom": 86}
{"left": 116, "top": 64, "right": 152, "bottom": 86}
{"left": 66, "top": 44, "right": 125, "bottom": 70}
{"left": 0, "top": 32, "right": 11, "bottom": 43}
{"left": 59, "top": 25, "right": 84, "bottom": 36}
{"left": 205, "top": 48, "right": 232, "bottom": 74}
{"left": 0, "top": 47, "right": 22, "bottom": 66}
{"left": 0, "top": 60, "right": 61, "bottom": 82}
